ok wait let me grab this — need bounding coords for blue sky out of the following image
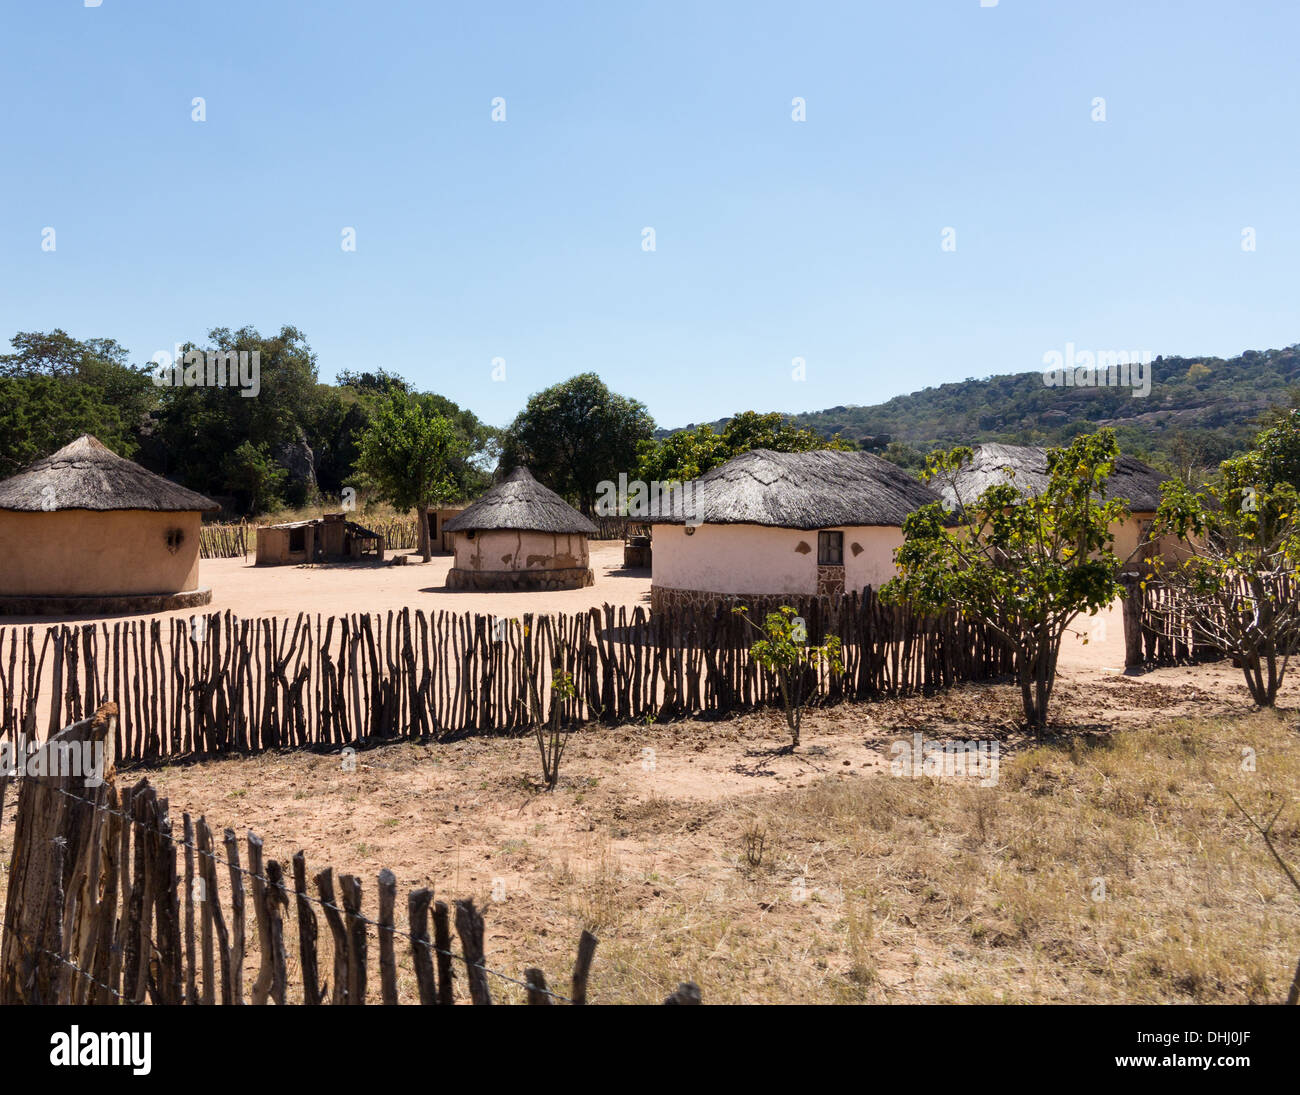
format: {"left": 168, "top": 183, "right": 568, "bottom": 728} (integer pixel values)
{"left": 2, "top": 1, "right": 1297, "bottom": 429}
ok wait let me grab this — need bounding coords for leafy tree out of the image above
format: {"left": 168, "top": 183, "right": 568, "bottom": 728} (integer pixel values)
{"left": 222, "top": 441, "right": 288, "bottom": 515}
{"left": 636, "top": 423, "right": 729, "bottom": 483}
{"left": 879, "top": 440, "right": 927, "bottom": 471}
{"left": 720, "top": 410, "right": 849, "bottom": 457}
{"left": 0, "top": 330, "right": 154, "bottom": 473}
{"left": 335, "top": 368, "right": 410, "bottom": 397}
{"left": 735, "top": 605, "right": 844, "bottom": 750}
{"left": 500, "top": 373, "right": 655, "bottom": 513}
{"left": 1150, "top": 425, "right": 1300, "bottom": 707}
{"left": 149, "top": 326, "right": 321, "bottom": 506}
{"left": 304, "top": 383, "right": 370, "bottom": 502}
{"left": 1250, "top": 408, "right": 1300, "bottom": 490}
{"left": 637, "top": 411, "right": 849, "bottom": 484}
{"left": 354, "top": 392, "right": 469, "bottom": 560}
{"left": 883, "top": 430, "right": 1127, "bottom": 730}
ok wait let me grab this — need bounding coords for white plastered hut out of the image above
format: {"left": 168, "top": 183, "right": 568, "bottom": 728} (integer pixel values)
{"left": 933, "top": 443, "right": 1175, "bottom": 567}
{"left": 443, "top": 467, "right": 597, "bottom": 590}
{"left": 646, "top": 448, "right": 942, "bottom": 612}
{"left": 0, "top": 435, "right": 219, "bottom": 614}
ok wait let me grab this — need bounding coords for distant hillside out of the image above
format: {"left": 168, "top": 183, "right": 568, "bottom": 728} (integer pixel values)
{"left": 665, "top": 344, "right": 1300, "bottom": 474}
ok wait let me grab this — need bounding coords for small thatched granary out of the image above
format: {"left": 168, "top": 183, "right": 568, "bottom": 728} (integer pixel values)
{"left": 444, "top": 467, "right": 596, "bottom": 590}
{"left": 933, "top": 443, "right": 1172, "bottom": 565}
{"left": 0, "top": 435, "right": 218, "bottom": 613}
{"left": 256, "top": 512, "right": 384, "bottom": 565}
{"left": 646, "top": 448, "right": 941, "bottom": 611}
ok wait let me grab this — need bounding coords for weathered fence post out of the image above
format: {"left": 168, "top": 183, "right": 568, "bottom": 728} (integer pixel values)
{"left": 0, "top": 701, "right": 117, "bottom": 1005}
{"left": 1120, "top": 573, "right": 1145, "bottom": 669}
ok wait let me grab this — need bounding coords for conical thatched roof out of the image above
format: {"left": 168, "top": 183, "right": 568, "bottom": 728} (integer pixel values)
{"left": 935, "top": 443, "right": 1167, "bottom": 513}
{"left": 647, "top": 448, "right": 941, "bottom": 529}
{"left": 444, "top": 466, "right": 597, "bottom": 534}
{"left": 0, "top": 436, "right": 219, "bottom": 513}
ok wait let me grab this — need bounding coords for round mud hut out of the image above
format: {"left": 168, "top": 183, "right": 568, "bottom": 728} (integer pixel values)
{"left": 0, "top": 435, "right": 219, "bottom": 614}
{"left": 646, "top": 448, "right": 941, "bottom": 612}
{"left": 443, "top": 467, "right": 596, "bottom": 591}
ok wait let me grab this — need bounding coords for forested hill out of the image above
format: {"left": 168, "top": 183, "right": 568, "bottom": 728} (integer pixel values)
{"left": 669, "top": 344, "right": 1300, "bottom": 472}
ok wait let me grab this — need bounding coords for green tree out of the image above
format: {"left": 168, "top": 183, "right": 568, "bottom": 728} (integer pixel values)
{"left": 1150, "top": 427, "right": 1300, "bottom": 707}
{"left": 500, "top": 373, "right": 655, "bottom": 513}
{"left": 150, "top": 326, "right": 320, "bottom": 505}
{"left": 355, "top": 392, "right": 469, "bottom": 561}
{"left": 637, "top": 411, "right": 850, "bottom": 484}
{"left": 636, "top": 423, "right": 729, "bottom": 483}
{"left": 1250, "top": 408, "right": 1300, "bottom": 490}
{"left": 0, "top": 329, "right": 154, "bottom": 473}
{"left": 719, "top": 410, "right": 848, "bottom": 457}
{"left": 883, "top": 430, "right": 1127, "bottom": 730}
{"left": 222, "top": 441, "right": 288, "bottom": 515}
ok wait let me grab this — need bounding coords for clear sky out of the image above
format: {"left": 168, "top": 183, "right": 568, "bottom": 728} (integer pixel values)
{"left": 2, "top": 1, "right": 1297, "bottom": 429}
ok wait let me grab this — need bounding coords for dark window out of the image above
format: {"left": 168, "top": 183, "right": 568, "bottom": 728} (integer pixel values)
{"left": 818, "top": 530, "right": 843, "bottom": 566}
{"left": 289, "top": 527, "right": 306, "bottom": 552}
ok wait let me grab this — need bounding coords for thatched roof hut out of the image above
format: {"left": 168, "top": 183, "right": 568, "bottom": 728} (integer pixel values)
{"left": 646, "top": 448, "right": 941, "bottom": 610}
{"left": 647, "top": 448, "right": 941, "bottom": 528}
{"left": 934, "top": 443, "right": 1167, "bottom": 513}
{"left": 0, "top": 436, "right": 218, "bottom": 613}
{"left": 445, "top": 467, "right": 597, "bottom": 535}
{"left": 0, "top": 435, "right": 218, "bottom": 513}
{"left": 444, "top": 467, "right": 596, "bottom": 591}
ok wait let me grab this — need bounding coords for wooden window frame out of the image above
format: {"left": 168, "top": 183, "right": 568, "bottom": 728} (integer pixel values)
{"left": 817, "top": 530, "right": 844, "bottom": 566}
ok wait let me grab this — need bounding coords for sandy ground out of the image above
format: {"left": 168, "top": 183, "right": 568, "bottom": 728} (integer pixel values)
{"left": 2, "top": 542, "right": 1129, "bottom": 672}
{"left": 2, "top": 541, "right": 650, "bottom": 633}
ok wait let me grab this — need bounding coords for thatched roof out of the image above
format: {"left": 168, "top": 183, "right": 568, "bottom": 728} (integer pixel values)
{"left": 935, "top": 443, "right": 1167, "bottom": 513}
{"left": 647, "top": 448, "right": 941, "bottom": 529}
{"left": 0, "top": 435, "right": 218, "bottom": 513}
{"left": 444, "top": 467, "right": 597, "bottom": 535}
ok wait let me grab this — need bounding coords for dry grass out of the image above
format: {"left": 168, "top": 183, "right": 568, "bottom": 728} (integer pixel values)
{"left": 2, "top": 674, "right": 1297, "bottom": 1004}
{"left": 580, "top": 709, "right": 1300, "bottom": 1003}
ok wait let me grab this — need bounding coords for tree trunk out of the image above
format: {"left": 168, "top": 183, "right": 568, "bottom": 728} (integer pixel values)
{"left": 417, "top": 504, "right": 431, "bottom": 562}
{"left": 1017, "top": 639, "right": 1056, "bottom": 732}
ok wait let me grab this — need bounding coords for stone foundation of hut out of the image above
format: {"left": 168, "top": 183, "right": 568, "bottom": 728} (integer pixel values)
{"left": 0, "top": 587, "right": 212, "bottom": 617}
{"left": 446, "top": 565, "right": 593, "bottom": 591}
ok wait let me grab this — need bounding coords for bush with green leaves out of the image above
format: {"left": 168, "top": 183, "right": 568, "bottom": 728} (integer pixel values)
{"left": 735, "top": 605, "right": 843, "bottom": 749}
{"left": 883, "top": 430, "right": 1126, "bottom": 730}
{"left": 522, "top": 624, "right": 577, "bottom": 790}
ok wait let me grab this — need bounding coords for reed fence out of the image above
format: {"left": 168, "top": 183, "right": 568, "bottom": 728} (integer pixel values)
{"left": 199, "top": 523, "right": 249, "bottom": 560}
{"left": 0, "top": 593, "right": 1011, "bottom": 766}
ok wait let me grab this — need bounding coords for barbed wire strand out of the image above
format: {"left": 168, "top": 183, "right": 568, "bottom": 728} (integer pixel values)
{"left": 7, "top": 778, "right": 577, "bottom": 1004}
